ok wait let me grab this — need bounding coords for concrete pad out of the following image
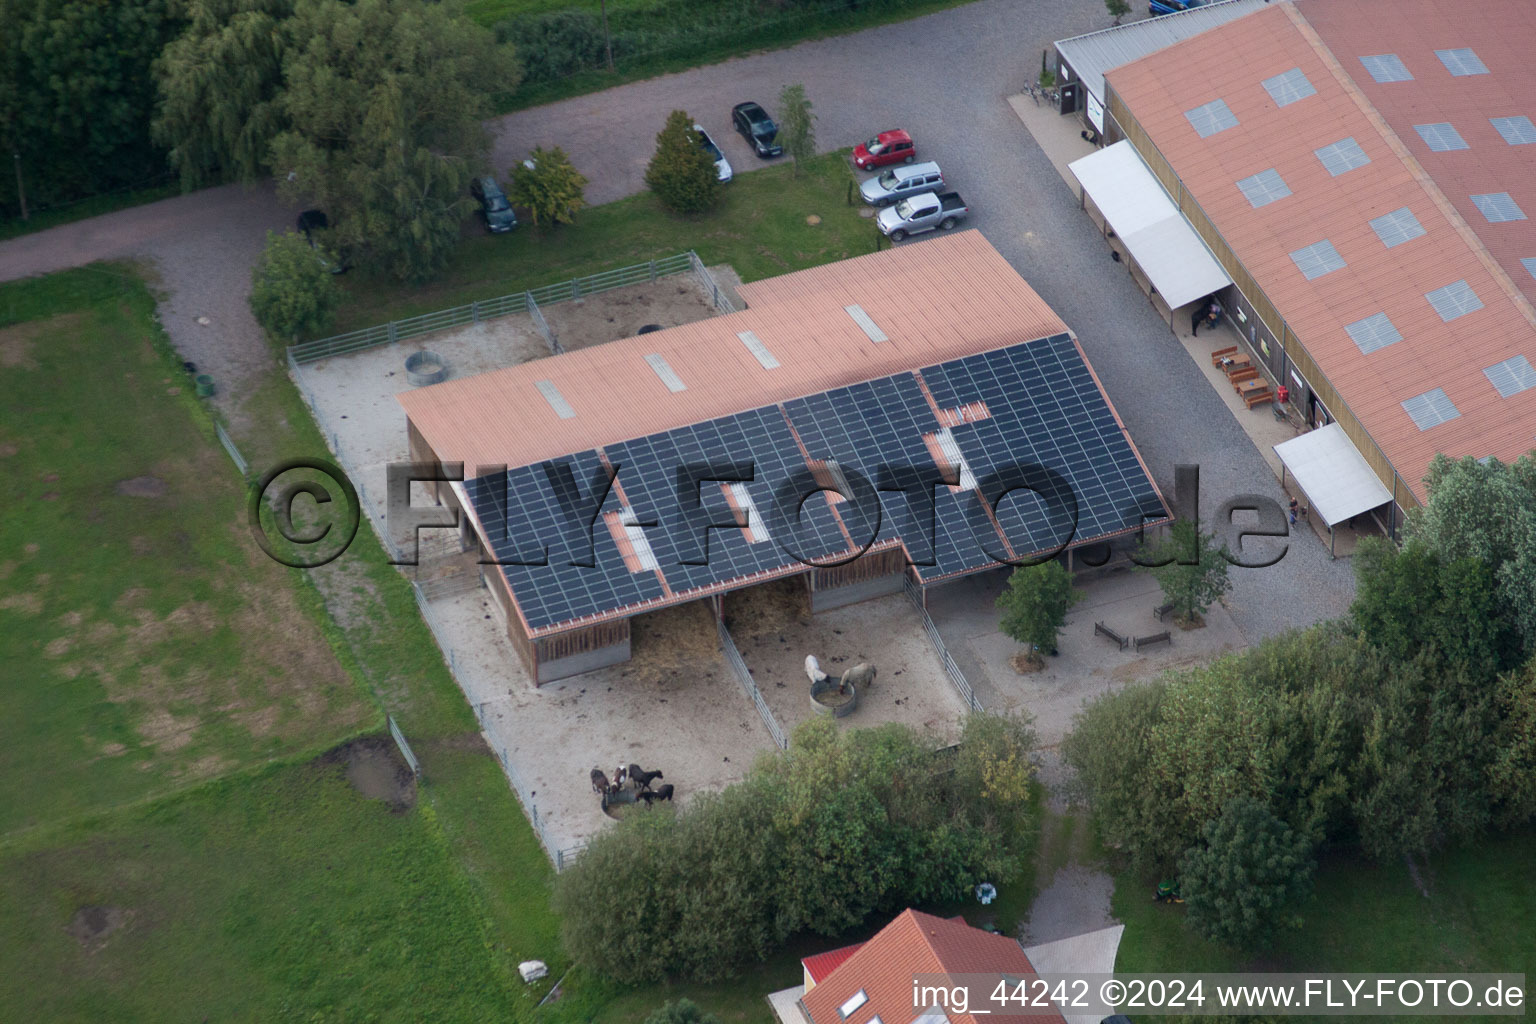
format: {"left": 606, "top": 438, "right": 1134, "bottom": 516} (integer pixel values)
{"left": 1024, "top": 925, "right": 1126, "bottom": 1024}
{"left": 924, "top": 566, "right": 1247, "bottom": 748}
{"left": 768, "top": 986, "right": 812, "bottom": 1024}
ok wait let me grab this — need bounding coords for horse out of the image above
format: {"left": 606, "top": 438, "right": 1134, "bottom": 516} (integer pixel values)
{"left": 590, "top": 767, "right": 610, "bottom": 795}
{"left": 627, "top": 764, "right": 664, "bottom": 791}
{"left": 638, "top": 783, "right": 674, "bottom": 806}
{"left": 839, "top": 662, "right": 876, "bottom": 695}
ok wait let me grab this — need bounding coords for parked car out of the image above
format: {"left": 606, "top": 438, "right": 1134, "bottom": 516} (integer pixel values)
{"left": 470, "top": 175, "right": 518, "bottom": 233}
{"left": 852, "top": 129, "right": 916, "bottom": 170}
{"left": 1150, "top": 0, "right": 1209, "bottom": 14}
{"left": 877, "top": 191, "right": 970, "bottom": 240}
{"left": 694, "top": 124, "right": 733, "bottom": 183}
{"left": 296, "top": 209, "right": 350, "bottom": 274}
{"left": 732, "top": 101, "right": 784, "bottom": 158}
{"left": 859, "top": 161, "right": 944, "bottom": 207}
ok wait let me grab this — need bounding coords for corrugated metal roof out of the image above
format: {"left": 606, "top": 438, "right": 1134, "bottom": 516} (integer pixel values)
{"left": 400, "top": 231, "right": 1069, "bottom": 473}
{"left": 1055, "top": 0, "right": 1282, "bottom": 105}
{"left": 1104, "top": 0, "right": 1536, "bottom": 504}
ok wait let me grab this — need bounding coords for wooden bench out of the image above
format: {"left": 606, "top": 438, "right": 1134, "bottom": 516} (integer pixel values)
{"left": 1229, "top": 367, "right": 1259, "bottom": 385}
{"left": 1154, "top": 601, "right": 1176, "bottom": 622}
{"left": 1244, "top": 388, "right": 1275, "bottom": 409}
{"left": 1209, "top": 346, "right": 1238, "bottom": 367}
{"left": 1134, "top": 631, "right": 1171, "bottom": 651}
{"left": 1094, "top": 621, "right": 1129, "bottom": 651}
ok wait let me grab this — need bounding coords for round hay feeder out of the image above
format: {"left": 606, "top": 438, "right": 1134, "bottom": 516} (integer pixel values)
{"left": 810, "top": 677, "right": 858, "bottom": 718}
{"left": 405, "top": 350, "right": 447, "bottom": 386}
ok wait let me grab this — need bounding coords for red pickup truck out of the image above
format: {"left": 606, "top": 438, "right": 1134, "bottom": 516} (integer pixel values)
{"left": 852, "top": 130, "right": 916, "bottom": 170}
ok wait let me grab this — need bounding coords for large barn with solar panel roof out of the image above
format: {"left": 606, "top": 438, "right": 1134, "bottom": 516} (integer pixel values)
{"left": 398, "top": 231, "right": 1170, "bottom": 683}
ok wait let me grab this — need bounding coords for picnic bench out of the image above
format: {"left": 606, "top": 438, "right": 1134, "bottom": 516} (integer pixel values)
{"left": 1094, "top": 621, "right": 1129, "bottom": 651}
{"left": 1154, "top": 601, "right": 1176, "bottom": 622}
{"left": 1229, "top": 367, "right": 1259, "bottom": 386}
{"left": 1134, "top": 631, "right": 1171, "bottom": 652}
{"left": 1244, "top": 388, "right": 1275, "bottom": 409}
{"left": 1209, "top": 346, "right": 1238, "bottom": 367}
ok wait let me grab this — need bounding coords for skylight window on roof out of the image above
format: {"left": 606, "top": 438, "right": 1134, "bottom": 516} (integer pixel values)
{"left": 1485, "top": 355, "right": 1536, "bottom": 398}
{"left": 1368, "top": 207, "right": 1426, "bottom": 248}
{"left": 1425, "top": 279, "right": 1484, "bottom": 321}
{"left": 1491, "top": 116, "right": 1536, "bottom": 145}
{"left": 1236, "top": 168, "right": 1291, "bottom": 208}
{"left": 1523, "top": 257, "right": 1536, "bottom": 281}
{"left": 736, "top": 330, "right": 780, "bottom": 369}
{"left": 1184, "top": 98, "right": 1239, "bottom": 138}
{"left": 1402, "top": 388, "right": 1461, "bottom": 431}
{"left": 1289, "top": 240, "right": 1346, "bottom": 281}
{"left": 1360, "top": 54, "right": 1413, "bottom": 83}
{"left": 1436, "top": 48, "right": 1489, "bottom": 76}
{"left": 1262, "top": 67, "right": 1316, "bottom": 107}
{"left": 1315, "top": 137, "right": 1370, "bottom": 176}
{"left": 535, "top": 379, "right": 576, "bottom": 419}
{"left": 1471, "top": 192, "right": 1527, "bottom": 223}
{"left": 1414, "top": 122, "right": 1469, "bottom": 152}
{"left": 839, "top": 990, "right": 869, "bottom": 1019}
{"left": 643, "top": 353, "right": 686, "bottom": 392}
{"left": 844, "top": 304, "right": 888, "bottom": 343}
{"left": 1344, "top": 312, "right": 1403, "bottom": 355}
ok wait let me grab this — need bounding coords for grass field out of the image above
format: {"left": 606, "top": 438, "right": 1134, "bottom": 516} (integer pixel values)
{"left": 325, "top": 150, "right": 875, "bottom": 337}
{"left": 0, "top": 266, "right": 562, "bottom": 1020}
{"left": 0, "top": 268, "right": 375, "bottom": 834}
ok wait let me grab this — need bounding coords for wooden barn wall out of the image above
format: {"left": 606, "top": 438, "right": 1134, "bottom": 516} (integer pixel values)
{"left": 535, "top": 620, "right": 631, "bottom": 664}
{"left": 811, "top": 546, "right": 907, "bottom": 591}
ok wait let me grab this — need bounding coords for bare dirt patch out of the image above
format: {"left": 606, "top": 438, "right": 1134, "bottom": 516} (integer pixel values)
{"left": 0, "top": 593, "right": 42, "bottom": 616}
{"left": 540, "top": 276, "right": 719, "bottom": 353}
{"left": 67, "top": 904, "right": 132, "bottom": 951}
{"left": 627, "top": 600, "right": 722, "bottom": 684}
{"left": 321, "top": 736, "right": 417, "bottom": 813}
{"left": 115, "top": 476, "right": 168, "bottom": 497}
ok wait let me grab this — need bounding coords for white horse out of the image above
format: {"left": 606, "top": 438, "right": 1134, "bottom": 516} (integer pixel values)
{"left": 839, "top": 663, "right": 876, "bottom": 694}
{"left": 804, "top": 654, "right": 829, "bottom": 686}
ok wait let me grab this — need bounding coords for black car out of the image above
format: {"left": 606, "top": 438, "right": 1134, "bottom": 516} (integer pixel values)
{"left": 469, "top": 175, "right": 518, "bottom": 233}
{"left": 732, "top": 101, "right": 783, "bottom": 158}
{"left": 296, "top": 209, "right": 351, "bottom": 274}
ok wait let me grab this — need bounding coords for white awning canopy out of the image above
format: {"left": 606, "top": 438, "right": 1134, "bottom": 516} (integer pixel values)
{"left": 1274, "top": 423, "right": 1394, "bottom": 528}
{"left": 1069, "top": 141, "right": 1233, "bottom": 309}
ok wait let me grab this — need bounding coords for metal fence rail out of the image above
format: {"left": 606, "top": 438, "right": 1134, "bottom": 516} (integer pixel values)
{"left": 215, "top": 423, "right": 248, "bottom": 477}
{"left": 291, "top": 253, "right": 700, "bottom": 364}
{"left": 388, "top": 715, "right": 421, "bottom": 777}
{"left": 717, "top": 619, "right": 788, "bottom": 750}
{"left": 527, "top": 291, "right": 560, "bottom": 355}
{"left": 472, "top": 698, "right": 587, "bottom": 870}
{"left": 689, "top": 251, "right": 737, "bottom": 314}
{"left": 904, "top": 577, "right": 983, "bottom": 713}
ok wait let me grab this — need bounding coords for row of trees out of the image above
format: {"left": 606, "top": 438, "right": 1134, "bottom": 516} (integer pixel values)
{"left": 1060, "top": 454, "right": 1536, "bottom": 949}
{"left": 552, "top": 713, "right": 1038, "bottom": 983}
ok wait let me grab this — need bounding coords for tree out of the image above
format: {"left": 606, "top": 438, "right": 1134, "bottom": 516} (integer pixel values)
{"left": 508, "top": 146, "right": 588, "bottom": 228}
{"left": 1179, "top": 796, "right": 1315, "bottom": 949}
{"left": 996, "top": 561, "right": 1082, "bottom": 664}
{"left": 1489, "top": 656, "right": 1536, "bottom": 829}
{"left": 1105, "top": 0, "right": 1131, "bottom": 25}
{"left": 777, "top": 83, "right": 816, "bottom": 176}
{"left": 644, "top": 110, "right": 720, "bottom": 214}
{"left": 248, "top": 229, "right": 341, "bottom": 340}
{"left": 1138, "top": 520, "right": 1231, "bottom": 625}
{"left": 645, "top": 1000, "right": 722, "bottom": 1024}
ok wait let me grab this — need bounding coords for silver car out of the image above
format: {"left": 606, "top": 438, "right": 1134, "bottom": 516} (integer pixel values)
{"left": 694, "top": 123, "right": 733, "bottom": 183}
{"left": 859, "top": 161, "right": 944, "bottom": 206}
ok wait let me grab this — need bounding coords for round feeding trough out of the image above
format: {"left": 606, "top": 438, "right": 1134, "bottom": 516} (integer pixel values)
{"left": 810, "top": 677, "right": 858, "bottom": 718}
{"left": 405, "top": 350, "right": 447, "bottom": 386}
{"left": 194, "top": 374, "right": 215, "bottom": 397}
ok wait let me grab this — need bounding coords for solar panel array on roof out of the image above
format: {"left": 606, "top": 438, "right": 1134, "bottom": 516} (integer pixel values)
{"left": 1435, "top": 47, "right": 1489, "bottom": 77}
{"left": 1236, "top": 168, "right": 1292, "bottom": 208}
{"left": 1290, "top": 239, "right": 1346, "bottom": 280}
{"left": 1360, "top": 53, "right": 1413, "bottom": 83}
{"left": 1414, "top": 122, "right": 1469, "bottom": 152}
{"left": 1368, "top": 207, "right": 1426, "bottom": 248}
{"left": 1484, "top": 355, "right": 1536, "bottom": 399}
{"left": 469, "top": 334, "right": 1167, "bottom": 631}
{"left": 1315, "top": 137, "right": 1371, "bottom": 176}
{"left": 1471, "top": 192, "right": 1527, "bottom": 223}
{"left": 1184, "top": 98, "right": 1239, "bottom": 138}
{"left": 1402, "top": 388, "right": 1461, "bottom": 431}
{"left": 1262, "top": 67, "right": 1316, "bottom": 107}
{"left": 1490, "top": 115, "right": 1536, "bottom": 146}
{"left": 1345, "top": 312, "right": 1403, "bottom": 355}
{"left": 1425, "top": 279, "right": 1484, "bottom": 321}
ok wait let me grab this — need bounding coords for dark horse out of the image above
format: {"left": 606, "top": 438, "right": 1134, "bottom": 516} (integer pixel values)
{"left": 590, "top": 767, "right": 611, "bottom": 795}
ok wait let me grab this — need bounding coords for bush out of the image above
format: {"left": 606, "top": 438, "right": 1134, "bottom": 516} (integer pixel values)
{"left": 552, "top": 713, "right": 1038, "bottom": 983}
{"left": 507, "top": 146, "right": 588, "bottom": 227}
{"left": 644, "top": 110, "right": 721, "bottom": 215}
{"left": 494, "top": 11, "right": 607, "bottom": 84}
{"left": 248, "top": 229, "right": 341, "bottom": 341}
{"left": 645, "top": 1000, "right": 721, "bottom": 1024}
{"left": 1179, "top": 797, "right": 1315, "bottom": 949}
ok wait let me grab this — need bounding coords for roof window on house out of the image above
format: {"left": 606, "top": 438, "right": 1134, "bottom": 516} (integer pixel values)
{"left": 1414, "top": 122, "right": 1469, "bottom": 152}
{"left": 1289, "top": 239, "right": 1346, "bottom": 281}
{"left": 1471, "top": 192, "right": 1527, "bottom": 223}
{"left": 1344, "top": 312, "right": 1403, "bottom": 355}
{"left": 1368, "top": 207, "right": 1426, "bottom": 248}
{"left": 1490, "top": 115, "right": 1536, "bottom": 146}
{"left": 736, "top": 330, "right": 780, "bottom": 369}
{"left": 839, "top": 989, "right": 869, "bottom": 1019}
{"left": 1425, "top": 279, "right": 1484, "bottom": 321}
{"left": 1360, "top": 54, "right": 1413, "bottom": 83}
{"left": 1236, "top": 168, "right": 1291, "bottom": 208}
{"left": 1315, "top": 137, "right": 1371, "bottom": 176}
{"left": 644, "top": 353, "right": 687, "bottom": 392}
{"left": 1262, "top": 67, "right": 1316, "bottom": 106}
{"left": 1436, "top": 48, "right": 1489, "bottom": 76}
{"left": 844, "top": 304, "right": 889, "bottom": 343}
{"left": 1484, "top": 355, "right": 1536, "bottom": 398}
{"left": 1184, "top": 98, "right": 1239, "bottom": 138}
{"left": 1401, "top": 388, "right": 1461, "bottom": 431}
{"left": 1521, "top": 257, "right": 1536, "bottom": 281}
{"left": 535, "top": 379, "right": 576, "bottom": 419}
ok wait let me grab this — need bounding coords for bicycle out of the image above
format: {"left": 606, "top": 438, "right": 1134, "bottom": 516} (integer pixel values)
{"left": 1023, "top": 81, "right": 1042, "bottom": 106}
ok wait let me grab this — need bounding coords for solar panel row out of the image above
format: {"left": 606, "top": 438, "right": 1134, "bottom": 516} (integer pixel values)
{"left": 470, "top": 334, "right": 1167, "bottom": 632}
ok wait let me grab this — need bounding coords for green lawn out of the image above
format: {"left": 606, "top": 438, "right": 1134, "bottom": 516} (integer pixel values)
{"left": 324, "top": 151, "right": 878, "bottom": 338}
{"left": 0, "top": 268, "right": 375, "bottom": 835}
{"left": 0, "top": 181, "right": 181, "bottom": 243}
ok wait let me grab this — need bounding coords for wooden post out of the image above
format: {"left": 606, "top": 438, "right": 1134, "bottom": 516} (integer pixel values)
{"left": 13, "top": 152, "right": 27, "bottom": 221}
{"left": 599, "top": 0, "right": 615, "bottom": 72}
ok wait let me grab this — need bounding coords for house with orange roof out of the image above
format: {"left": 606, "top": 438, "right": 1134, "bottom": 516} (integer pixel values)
{"left": 1053, "top": 0, "right": 1536, "bottom": 543}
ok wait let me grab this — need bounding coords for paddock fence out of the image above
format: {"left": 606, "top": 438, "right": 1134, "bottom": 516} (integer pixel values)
{"left": 904, "top": 577, "right": 983, "bottom": 713}
{"left": 717, "top": 619, "right": 788, "bottom": 750}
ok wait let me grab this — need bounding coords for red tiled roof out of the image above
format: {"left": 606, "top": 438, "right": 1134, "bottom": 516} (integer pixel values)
{"left": 803, "top": 943, "right": 864, "bottom": 985}
{"left": 1104, "top": 1, "right": 1536, "bottom": 503}
{"left": 799, "top": 909, "right": 1066, "bottom": 1024}
{"left": 398, "top": 231, "right": 1069, "bottom": 474}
